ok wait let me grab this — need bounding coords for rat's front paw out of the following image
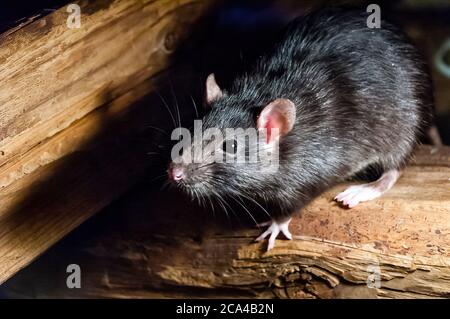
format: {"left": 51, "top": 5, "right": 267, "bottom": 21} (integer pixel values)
{"left": 255, "top": 218, "right": 292, "bottom": 251}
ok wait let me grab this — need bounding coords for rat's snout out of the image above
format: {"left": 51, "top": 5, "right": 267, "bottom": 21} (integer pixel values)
{"left": 168, "top": 163, "right": 185, "bottom": 181}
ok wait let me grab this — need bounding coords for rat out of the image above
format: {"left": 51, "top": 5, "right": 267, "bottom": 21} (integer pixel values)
{"left": 167, "top": 8, "right": 434, "bottom": 250}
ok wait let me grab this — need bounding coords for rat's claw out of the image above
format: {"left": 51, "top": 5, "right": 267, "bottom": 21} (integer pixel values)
{"left": 256, "top": 218, "right": 292, "bottom": 251}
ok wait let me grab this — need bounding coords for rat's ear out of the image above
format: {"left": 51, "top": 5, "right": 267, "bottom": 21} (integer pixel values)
{"left": 257, "top": 98, "right": 296, "bottom": 144}
{"left": 204, "top": 73, "right": 223, "bottom": 106}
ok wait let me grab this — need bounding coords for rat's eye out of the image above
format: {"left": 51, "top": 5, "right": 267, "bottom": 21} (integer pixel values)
{"left": 222, "top": 139, "right": 238, "bottom": 154}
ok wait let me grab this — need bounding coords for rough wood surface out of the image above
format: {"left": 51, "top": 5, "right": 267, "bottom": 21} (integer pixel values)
{"left": 0, "top": 0, "right": 208, "bottom": 188}
{"left": 3, "top": 146, "right": 450, "bottom": 298}
{"left": 0, "top": 0, "right": 211, "bottom": 284}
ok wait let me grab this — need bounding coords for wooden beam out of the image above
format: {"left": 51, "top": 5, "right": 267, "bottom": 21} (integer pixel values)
{"left": 2, "top": 146, "right": 450, "bottom": 298}
{"left": 0, "top": 0, "right": 211, "bottom": 284}
{"left": 0, "top": 0, "right": 209, "bottom": 187}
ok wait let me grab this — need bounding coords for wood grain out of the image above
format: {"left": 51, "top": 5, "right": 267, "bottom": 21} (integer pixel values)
{"left": 0, "top": 0, "right": 208, "bottom": 185}
{"left": 3, "top": 146, "right": 450, "bottom": 298}
{"left": 0, "top": 0, "right": 211, "bottom": 284}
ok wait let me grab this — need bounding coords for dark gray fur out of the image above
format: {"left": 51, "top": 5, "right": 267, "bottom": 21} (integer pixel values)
{"left": 173, "top": 8, "right": 433, "bottom": 220}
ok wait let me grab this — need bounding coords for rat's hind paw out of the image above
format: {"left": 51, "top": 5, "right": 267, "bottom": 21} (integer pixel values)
{"left": 334, "top": 169, "right": 400, "bottom": 208}
{"left": 256, "top": 218, "right": 292, "bottom": 251}
{"left": 334, "top": 184, "right": 382, "bottom": 208}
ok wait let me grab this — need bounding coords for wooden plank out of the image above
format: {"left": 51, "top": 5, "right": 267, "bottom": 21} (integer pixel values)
{"left": 0, "top": 0, "right": 211, "bottom": 284}
{"left": 0, "top": 75, "right": 160, "bottom": 284}
{"left": 0, "top": 0, "right": 209, "bottom": 186}
{"left": 2, "top": 146, "right": 450, "bottom": 298}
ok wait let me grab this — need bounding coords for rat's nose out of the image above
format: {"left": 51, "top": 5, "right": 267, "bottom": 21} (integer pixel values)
{"left": 169, "top": 165, "right": 185, "bottom": 181}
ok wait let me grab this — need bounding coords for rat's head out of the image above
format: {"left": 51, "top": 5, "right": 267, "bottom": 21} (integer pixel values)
{"left": 168, "top": 74, "right": 296, "bottom": 201}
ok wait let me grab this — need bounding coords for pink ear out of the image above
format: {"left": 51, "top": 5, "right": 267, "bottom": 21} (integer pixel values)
{"left": 257, "top": 98, "right": 296, "bottom": 144}
{"left": 205, "top": 73, "right": 223, "bottom": 106}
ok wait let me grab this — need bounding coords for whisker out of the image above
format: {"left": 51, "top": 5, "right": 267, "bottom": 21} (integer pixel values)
{"left": 229, "top": 194, "right": 257, "bottom": 226}
{"left": 147, "top": 152, "right": 163, "bottom": 156}
{"left": 237, "top": 191, "right": 271, "bottom": 219}
{"left": 156, "top": 91, "right": 177, "bottom": 129}
{"left": 146, "top": 125, "right": 169, "bottom": 136}
{"left": 193, "top": 187, "right": 201, "bottom": 206}
{"left": 168, "top": 80, "right": 182, "bottom": 133}
{"left": 208, "top": 195, "right": 216, "bottom": 219}
{"left": 210, "top": 189, "right": 232, "bottom": 225}
{"left": 194, "top": 162, "right": 217, "bottom": 170}
{"left": 204, "top": 173, "right": 272, "bottom": 219}
{"left": 190, "top": 95, "right": 199, "bottom": 118}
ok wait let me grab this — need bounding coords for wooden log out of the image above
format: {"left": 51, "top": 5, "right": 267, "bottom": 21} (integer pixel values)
{"left": 0, "top": 0, "right": 212, "bottom": 284}
{"left": 2, "top": 146, "right": 450, "bottom": 298}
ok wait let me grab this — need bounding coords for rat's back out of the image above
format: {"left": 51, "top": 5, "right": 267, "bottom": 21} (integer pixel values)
{"left": 251, "top": 8, "right": 433, "bottom": 175}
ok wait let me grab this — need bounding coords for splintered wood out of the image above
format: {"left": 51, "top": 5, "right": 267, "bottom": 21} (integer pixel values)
{"left": 3, "top": 146, "right": 450, "bottom": 298}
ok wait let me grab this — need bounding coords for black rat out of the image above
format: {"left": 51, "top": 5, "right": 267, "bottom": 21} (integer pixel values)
{"left": 168, "top": 8, "right": 434, "bottom": 250}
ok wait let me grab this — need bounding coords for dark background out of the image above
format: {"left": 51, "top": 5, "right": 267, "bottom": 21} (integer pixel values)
{"left": 1, "top": 0, "right": 449, "bottom": 140}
